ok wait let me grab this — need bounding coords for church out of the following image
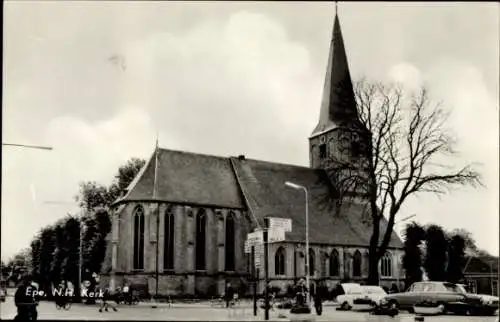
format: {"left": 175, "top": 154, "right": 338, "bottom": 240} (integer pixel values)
{"left": 104, "top": 10, "right": 404, "bottom": 297}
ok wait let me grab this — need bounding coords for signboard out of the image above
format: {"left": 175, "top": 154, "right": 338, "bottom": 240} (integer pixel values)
{"left": 269, "top": 217, "right": 292, "bottom": 232}
{"left": 247, "top": 230, "right": 263, "bottom": 244}
{"left": 268, "top": 228, "right": 286, "bottom": 243}
{"left": 244, "top": 240, "right": 251, "bottom": 253}
{"left": 254, "top": 243, "right": 264, "bottom": 268}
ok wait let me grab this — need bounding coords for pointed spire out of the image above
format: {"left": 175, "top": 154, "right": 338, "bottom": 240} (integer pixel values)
{"left": 153, "top": 132, "right": 159, "bottom": 199}
{"left": 311, "top": 3, "right": 358, "bottom": 137}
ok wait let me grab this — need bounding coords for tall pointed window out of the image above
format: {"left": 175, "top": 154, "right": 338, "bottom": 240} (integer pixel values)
{"left": 329, "top": 250, "right": 340, "bottom": 276}
{"left": 353, "top": 250, "right": 362, "bottom": 277}
{"left": 163, "top": 207, "right": 175, "bottom": 270}
{"left": 133, "top": 206, "right": 145, "bottom": 270}
{"left": 195, "top": 210, "right": 206, "bottom": 270}
{"left": 275, "top": 247, "right": 286, "bottom": 276}
{"left": 308, "top": 249, "right": 315, "bottom": 276}
{"left": 319, "top": 144, "right": 327, "bottom": 159}
{"left": 380, "top": 252, "right": 392, "bottom": 277}
{"left": 225, "top": 212, "right": 235, "bottom": 271}
{"left": 320, "top": 252, "right": 328, "bottom": 277}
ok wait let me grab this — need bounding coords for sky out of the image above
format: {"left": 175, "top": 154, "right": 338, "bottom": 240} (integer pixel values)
{"left": 2, "top": 2, "right": 499, "bottom": 261}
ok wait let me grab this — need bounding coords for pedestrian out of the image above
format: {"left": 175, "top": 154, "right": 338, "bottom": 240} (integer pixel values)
{"left": 14, "top": 274, "right": 38, "bottom": 321}
{"left": 224, "top": 282, "right": 234, "bottom": 308}
{"left": 313, "top": 282, "right": 324, "bottom": 316}
{"left": 122, "top": 283, "right": 131, "bottom": 304}
{"left": 98, "top": 287, "right": 118, "bottom": 313}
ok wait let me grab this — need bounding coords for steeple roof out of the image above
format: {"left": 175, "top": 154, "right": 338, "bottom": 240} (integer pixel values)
{"left": 311, "top": 8, "right": 359, "bottom": 137}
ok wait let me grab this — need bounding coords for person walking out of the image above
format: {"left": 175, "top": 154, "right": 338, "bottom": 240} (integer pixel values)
{"left": 14, "top": 275, "right": 38, "bottom": 321}
{"left": 98, "top": 287, "right": 118, "bottom": 313}
{"left": 313, "top": 281, "right": 324, "bottom": 316}
{"left": 122, "top": 283, "right": 131, "bottom": 304}
{"left": 224, "top": 282, "right": 235, "bottom": 308}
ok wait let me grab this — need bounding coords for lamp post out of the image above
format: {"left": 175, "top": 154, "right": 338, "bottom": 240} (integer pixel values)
{"left": 285, "top": 181, "right": 310, "bottom": 307}
{"left": 2, "top": 143, "right": 53, "bottom": 150}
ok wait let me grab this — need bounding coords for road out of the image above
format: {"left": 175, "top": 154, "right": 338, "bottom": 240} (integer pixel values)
{"left": 0, "top": 297, "right": 497, "bottom": 321}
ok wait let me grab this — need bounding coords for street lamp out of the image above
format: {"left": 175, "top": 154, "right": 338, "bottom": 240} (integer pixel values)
{"left": 284, "top": 181, "right": 310, "bottom": 307}
{"left": 2, "top": 143, "right": 53, "bottom": 150}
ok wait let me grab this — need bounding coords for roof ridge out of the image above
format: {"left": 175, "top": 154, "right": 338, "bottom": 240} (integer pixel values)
{"left": 158, "top": 146, "right": 315, "bottom": 171}
{"left": 228, "top": 158, "right": 262, "bottom": 229}
{"left": 112, "top": 149, "right": 155, "bottom": 205}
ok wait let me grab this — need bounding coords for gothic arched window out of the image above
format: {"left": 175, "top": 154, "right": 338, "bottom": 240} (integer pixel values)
{"left": 225, "top": 212, "right": 235, "bottom": 271}
{"left": 353, "top": 250, "right": 362, "bottom": 277}
{"left": 308, "top": 249, "right": 315, "bottom": 275}
{"left": 329, "top": 250, "right": 340, "bottom": 276}
{"left": 195, "top": 210, "right": 206, "bottom": 270}
{"left": 164, "top": 207, "right": 175, "bottom": 270}
{"left": 133, "top": 206, "right": 145, "bottom": 270}
{"left": 381, "top": 252, "right": 393, "bottom": 277}
{"left": 275, "top": 247, "right": 286, "bottom": 276}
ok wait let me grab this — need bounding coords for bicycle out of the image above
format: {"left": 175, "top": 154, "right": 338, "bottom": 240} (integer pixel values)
{"left": 259, "top": 293, "right": 277, "bottom": 311}
{"left": 55, "top": 297, "right": 71, "bottom": 311}
{"left": 210, "top": 295, "right": 226, "bottom": 307}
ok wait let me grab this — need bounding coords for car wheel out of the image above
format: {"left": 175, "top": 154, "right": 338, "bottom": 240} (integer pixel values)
{"left": 341, "top": 302, "right": 351, "bottom": 311}
{"left": 388, "top": 300, "right": 399, "bottom": 310}
{"left": 437, "top": 302, "right": 446, "bottom": 314}
{"left": 407, "top": 307, "right": 414, "bottom": 313}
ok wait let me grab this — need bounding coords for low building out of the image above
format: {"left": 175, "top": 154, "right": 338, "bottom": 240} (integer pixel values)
{"left": 463, "top": 256, "right": 498, "bottom": 296}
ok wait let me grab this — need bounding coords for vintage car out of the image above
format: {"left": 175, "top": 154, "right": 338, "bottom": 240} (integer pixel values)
{"left": 361, "top": 285, "right": 388, "bottom": 306}
{"left": 379, "top": 281, "right": 498, "bottom": 316}
{"left": 336, "top": 283, "right": 377, "bottom": 311}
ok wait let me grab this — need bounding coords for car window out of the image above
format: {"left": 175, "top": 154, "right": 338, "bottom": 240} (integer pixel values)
{"left": 422, "top": 283, "right": 434, "bottom": 292}
{"left": 443, "top": 283, "right": 464, "bottom": 294}
{"left": 412, "top": 283, "right": 425, "bottom": 292}
{"left": 362, "top": 286, "right": 386, "bottom": 294}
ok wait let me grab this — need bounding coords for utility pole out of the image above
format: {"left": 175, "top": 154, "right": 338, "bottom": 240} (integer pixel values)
{"left": 252, "top": 246, "right": 257, "bottom": 316}
{"left": 264, "top": 218, "right": 269, "bottom": 321}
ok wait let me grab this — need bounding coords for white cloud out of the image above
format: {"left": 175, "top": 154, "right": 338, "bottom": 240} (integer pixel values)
{"left": 388, "top": 62, "right": 423, "bottom": 91}
{"left": 2, "top": 5, "right": 498, "bottom": 260}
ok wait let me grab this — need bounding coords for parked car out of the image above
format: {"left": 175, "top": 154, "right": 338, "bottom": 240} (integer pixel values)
{"left": 379, "top": 281, "right": 498, "bottom": 316}
{"left": 361, "top": 285, "right": 388, "bottom": 306}
{"left": 336, "top": 283, "right": 373, "bottom": 311}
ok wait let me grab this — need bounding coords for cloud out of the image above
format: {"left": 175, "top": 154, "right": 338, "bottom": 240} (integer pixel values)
{"left": 2, "top": 10, "right": 318, "bottom": 260}
{"left": 2, "top": 5, "right": 498, "bottom": 260}
{"left": 388, "top": 62, "right": 423, "bottom": 91}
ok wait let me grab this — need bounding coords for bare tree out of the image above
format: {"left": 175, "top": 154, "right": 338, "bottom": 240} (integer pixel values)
{"left": 326, "top": 78, "right": 483, "bottom": 285}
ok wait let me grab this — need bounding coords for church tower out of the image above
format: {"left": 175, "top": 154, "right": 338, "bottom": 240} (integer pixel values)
{"left": 309, "top": 7, "right": 370, "bottom": 190}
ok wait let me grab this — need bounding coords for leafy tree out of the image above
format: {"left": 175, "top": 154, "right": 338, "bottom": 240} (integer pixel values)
{"left": 37, "top": 227, "right": 56, "bottom": 290}
{"left": 61, "top": 216, "right": 81, "bottom": 284}
{"left": 446, "top": 233, "right": 466, "bottom": 283}
{"left": 26, "top": 157, "right": 146, "bottom": 292}
{"left": 328, "top": 79, "right": 483, "bottom": 284}
{"left": 108, "top": 158, "right": 146, "bottom": 201}
{"left": 50, "top": 221, "right": 67, "bottom": 283}
{"left": 76, "top": 158, "right": 146, "bottom": 211}
{"left": 76, "top": 181, "right": 112, "bottom": 212}
{"left": 449, "top": 228, "right": 490, "bottom": 257}
{"left": 424, "top": 225, "right": 448, "bottom": 281}
{"left": 402, "top": 222, "right": 426, "bottom": 288}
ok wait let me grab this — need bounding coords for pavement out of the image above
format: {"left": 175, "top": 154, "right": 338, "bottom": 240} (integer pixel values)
{"left": 0, "top": 296, "right": 497, "bottom": 321}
